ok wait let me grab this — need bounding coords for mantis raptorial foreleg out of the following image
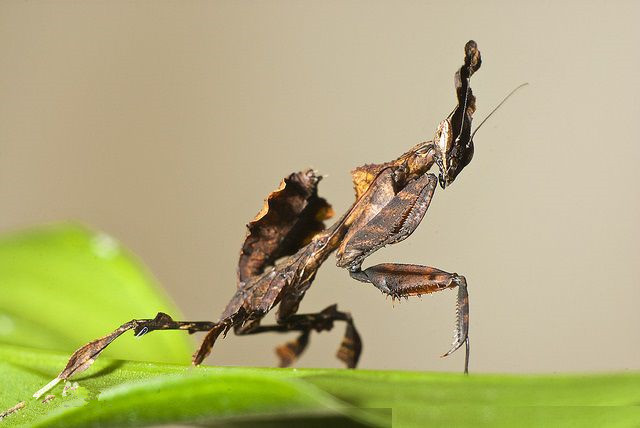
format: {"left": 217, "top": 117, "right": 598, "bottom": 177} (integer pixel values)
{"left": 351, "top": 265, "right": 470, "bottom": 373}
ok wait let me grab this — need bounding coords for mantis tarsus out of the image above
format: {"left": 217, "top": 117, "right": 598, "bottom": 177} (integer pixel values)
{"left": 35, "top": 40, "right": 505, "bottom": 398}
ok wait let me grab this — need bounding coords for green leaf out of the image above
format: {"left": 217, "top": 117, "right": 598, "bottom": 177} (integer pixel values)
{"left": 1, "top": 344, "right": 639, "bottom": 428}
{"left": 0, "top": 344, "right": 382, "bottom": 428}
{"left": 0, "top": 224, "right": 191, "bottom": 363}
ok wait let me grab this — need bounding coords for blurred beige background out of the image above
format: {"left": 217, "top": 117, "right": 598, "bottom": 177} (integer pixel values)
{"left": 1, "top": 1, "right": 638, "bottom": 373}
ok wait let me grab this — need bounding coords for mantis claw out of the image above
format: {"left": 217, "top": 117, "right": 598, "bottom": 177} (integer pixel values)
{"left": 441, "top": 280, "right": 470, "bottom": 373}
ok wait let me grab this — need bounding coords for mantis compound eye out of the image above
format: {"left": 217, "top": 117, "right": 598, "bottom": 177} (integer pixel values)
{"left": 447, "top": 140, "right": 474, "bottom": 184}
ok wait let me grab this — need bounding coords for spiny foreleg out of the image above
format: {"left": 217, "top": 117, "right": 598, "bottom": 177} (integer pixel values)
{"left": 338, "top": 172, "right": 471, "bottom": 372}
{"left": 351, "top": 264, "right": 470, "bottom": 372}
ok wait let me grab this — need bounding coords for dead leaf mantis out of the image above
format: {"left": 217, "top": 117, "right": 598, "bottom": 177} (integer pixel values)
{"left": 35, "top": 40, "right": 525, "bottom": 399}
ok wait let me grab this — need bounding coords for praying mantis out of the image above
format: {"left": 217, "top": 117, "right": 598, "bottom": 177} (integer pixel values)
{"left": 36, "top": 40, "right": 522, "bottom": 399}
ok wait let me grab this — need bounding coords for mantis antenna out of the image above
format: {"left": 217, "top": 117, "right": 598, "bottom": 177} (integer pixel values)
{"left": 471, "top": 82, "right": 529, "bottom": 141}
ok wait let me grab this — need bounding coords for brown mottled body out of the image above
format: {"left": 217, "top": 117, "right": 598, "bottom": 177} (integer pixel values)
{"left": 35, "top": 41, "right": 484, "bottom": 398}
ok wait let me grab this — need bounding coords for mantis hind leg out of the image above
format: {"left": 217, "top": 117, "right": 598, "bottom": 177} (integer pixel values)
{"left": 234, "top": 304, "right": 362, "bottom": 368}
{"left": 351, "top": 264, "right": 470, "bottom": 373}
{"left": 33, "top": 312, "right": 218, "bottom": 398}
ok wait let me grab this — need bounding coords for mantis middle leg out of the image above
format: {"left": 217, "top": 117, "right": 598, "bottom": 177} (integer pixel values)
{"left": 234, "top": 303, "right": 362, "bottom": 368}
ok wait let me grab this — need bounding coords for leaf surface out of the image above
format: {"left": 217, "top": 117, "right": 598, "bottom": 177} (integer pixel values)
{"left": 1, "top": 344, "right": 639, "bottom": 428}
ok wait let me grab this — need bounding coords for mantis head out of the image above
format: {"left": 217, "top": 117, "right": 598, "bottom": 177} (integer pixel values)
{"left": 433, "top": 41, "right": 527, "bottom": 189}
{"left": 434, "top": 40, "right": 481, "bottom": 189}
{"left": 434, "top": 115, "right": 475, "bottom": 189}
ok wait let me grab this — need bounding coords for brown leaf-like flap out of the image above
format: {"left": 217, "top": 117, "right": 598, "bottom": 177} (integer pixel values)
{"left": 275, "top": 330, "right": 310, "bottom": 368}
{"left": 33, "top": 322, "right": 135, "bottom": 398}
{"left": 59, "top": 323, "right": 134, "bottom": 380}
{"left": 453, "top": 40, "right": 481, "bottom": 131}
{"left": 351, "top": 162, "right": 391, "bottom": 200}
{"left": 336, "top": 321, "right": 362, "bottom": 369}
{"left": 192, "top": 323, "right": 227, "bottom": 365}
{"left": 238, "top": 169, "right": 333, "bottom": 284}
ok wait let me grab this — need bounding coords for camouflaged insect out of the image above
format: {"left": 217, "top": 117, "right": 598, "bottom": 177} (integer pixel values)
{"left": 35, "top": 41, "right": 487, "bottom": 398}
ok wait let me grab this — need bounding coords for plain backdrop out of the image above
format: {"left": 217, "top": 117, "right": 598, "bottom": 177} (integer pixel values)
{"left": 1, "top": 1, "right": 638, "bottom": 373}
